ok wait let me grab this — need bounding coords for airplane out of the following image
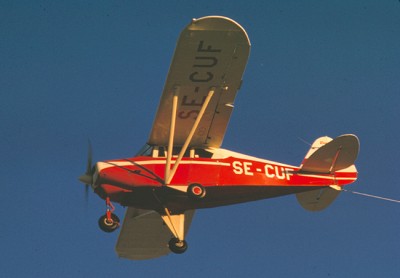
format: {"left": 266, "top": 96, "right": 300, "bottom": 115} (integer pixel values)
{"left": 78, "top": 16, "right": 360, "bottom": 260}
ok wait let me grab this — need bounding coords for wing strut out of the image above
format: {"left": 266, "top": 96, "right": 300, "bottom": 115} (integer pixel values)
{"left": 165, "top": 86, "right": 179, "bottom": 181}
{"left": 165, "top": 87, "right": 216, "bottom": 185}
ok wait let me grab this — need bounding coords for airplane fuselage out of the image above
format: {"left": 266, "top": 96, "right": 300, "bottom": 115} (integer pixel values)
{"left": 92, "top": 147, "right": 357, "bottom": 214}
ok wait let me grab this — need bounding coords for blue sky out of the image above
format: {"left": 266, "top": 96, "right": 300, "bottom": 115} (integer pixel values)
{"left": 1, "top": 1, "right": 399, "bottom": 277}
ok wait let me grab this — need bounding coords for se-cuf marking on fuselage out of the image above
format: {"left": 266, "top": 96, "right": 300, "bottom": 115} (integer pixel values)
{"left": 79, "top": 16, "right": 360, "bottom": 260}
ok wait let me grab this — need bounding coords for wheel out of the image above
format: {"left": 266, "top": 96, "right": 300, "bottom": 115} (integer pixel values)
{"left": 187, "top": 183, "right": 206, "bottom": 199}
{"left": 168, "top": 238, "right": 188, "bottom": 254}
{"left": 98, "top": 213, "right": 120, "bottom": 233}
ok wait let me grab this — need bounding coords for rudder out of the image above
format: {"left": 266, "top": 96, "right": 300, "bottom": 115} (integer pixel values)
{"left": 297, "top": 134, "right": 360, "bottom": 211}
{"left": 300, "top": 134, "right": 359, "bottom": 174}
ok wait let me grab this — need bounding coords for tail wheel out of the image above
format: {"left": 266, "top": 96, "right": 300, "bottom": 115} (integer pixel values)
{"left": 168, "top": 238, "right": 188, "bottom": 254}
{"left": 98, "top": 213, "right": 120, "bottom": 233}
{"left": 187, "top": 183, "right": 206, "bottom": 199}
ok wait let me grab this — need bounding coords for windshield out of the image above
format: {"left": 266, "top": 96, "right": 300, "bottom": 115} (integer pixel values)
{"left": 135, "top": 144, "right": 152, "bottom": 156}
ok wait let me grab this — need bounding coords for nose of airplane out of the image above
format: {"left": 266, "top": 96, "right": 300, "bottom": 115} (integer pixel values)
{"left": 78, "top": 172, "right": 93, "bottom": 185}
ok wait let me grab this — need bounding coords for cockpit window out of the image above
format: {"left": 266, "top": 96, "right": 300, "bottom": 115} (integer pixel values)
{"left": 195, "top": 148, "right": 213, "bottom": 158}
{"left": 135, "top": 144, "right": 213, "bottom": 158}
{"left": 135, "top": 144, "right": 152, "bottom": 156}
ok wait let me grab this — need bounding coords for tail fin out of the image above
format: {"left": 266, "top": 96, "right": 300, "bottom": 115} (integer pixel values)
{"left": 300, "top": 134, "right": 359, "bottom": 174}
{"left": 297, "top": 134, "right": 360, "bottom": 211}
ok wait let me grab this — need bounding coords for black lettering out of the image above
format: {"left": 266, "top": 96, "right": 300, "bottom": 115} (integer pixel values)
{"left": 181, "top": 96, "right": 206, "bottom": 106}
{"left": 193, "top": 56, "right": 218, "bottom": 68}
{"left": 178, "top": 110, "right": 199, "bottom": 119}
{"left": 189, "top": 72, "right": 213, "bottom": 82}
{"left": 197, "top": 41, "right": 222, "bottom": 52}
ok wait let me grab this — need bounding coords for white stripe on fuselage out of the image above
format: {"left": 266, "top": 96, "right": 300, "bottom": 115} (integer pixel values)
{"left": 96, "top": 160, "right": 231, "bottom": 171}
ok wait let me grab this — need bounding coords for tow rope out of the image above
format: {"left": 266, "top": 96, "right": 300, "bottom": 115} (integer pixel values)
{"left": 341, "top": 188, "right": 400, "bottom": 204}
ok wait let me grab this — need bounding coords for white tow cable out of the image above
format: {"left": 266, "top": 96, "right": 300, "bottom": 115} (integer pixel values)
{"left": 341, "top": 189, "right": 400, "bottom": 204}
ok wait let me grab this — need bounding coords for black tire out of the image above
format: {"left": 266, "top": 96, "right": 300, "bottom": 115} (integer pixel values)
{"left": 187, "top": 183, "right": 206, "bottom": 199}
{"left": 168, "top": 238, "right": 188, "bottom": 254}
{"left": 98, "top": 213, "right": 120, "bottom": 233}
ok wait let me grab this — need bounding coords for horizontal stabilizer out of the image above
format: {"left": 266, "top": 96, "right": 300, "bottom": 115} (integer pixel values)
{"left": 300, "top": 134, "right": 359, "bottom": 174}
{"left": 296, "top": 187, "right": 341, "bottom": 211}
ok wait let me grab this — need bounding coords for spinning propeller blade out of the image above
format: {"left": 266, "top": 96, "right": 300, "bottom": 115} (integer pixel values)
{"left": 78, "top": 141, "right": 94, "bottom": 197}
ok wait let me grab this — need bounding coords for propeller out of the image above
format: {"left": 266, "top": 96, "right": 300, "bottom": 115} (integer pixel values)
{"left": 78, "top": 140, "right": 94, "bottom": 203}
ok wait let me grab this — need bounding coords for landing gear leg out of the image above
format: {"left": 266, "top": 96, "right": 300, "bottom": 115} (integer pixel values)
{"left": 98, "top": 197, "right": 120, "bottom": 233}
{"left": 160, "top": 208, "right": 189, "bottom": 255}
{"left": 152, "top": 191, "right": 190, "bottom": 255}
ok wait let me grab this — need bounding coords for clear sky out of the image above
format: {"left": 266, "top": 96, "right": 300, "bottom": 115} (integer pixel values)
{"left": 1, "top": 1, "right": 399, "bottom": 277}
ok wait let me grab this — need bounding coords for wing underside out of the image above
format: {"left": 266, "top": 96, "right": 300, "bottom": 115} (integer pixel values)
{"left": 115, "top": 208, "right": 194, "bottom": 260}
{"left": 148, "top": 16, "right": 251, "bottom": 148}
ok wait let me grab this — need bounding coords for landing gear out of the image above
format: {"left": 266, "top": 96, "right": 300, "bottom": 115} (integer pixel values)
{"left": 98, "top": 197, "right": 120, "bottom": 233}
{"left": 168, "top": 238, "right": 188, "bottom": 254}
{"left": 153, "top": 190, "right": 192, "bottom": 255}
{"left": 187, "top": 183, "right": 206, "bottom": 199}
{"left": 98, "top": 213, "right": 120, "bottom": 233}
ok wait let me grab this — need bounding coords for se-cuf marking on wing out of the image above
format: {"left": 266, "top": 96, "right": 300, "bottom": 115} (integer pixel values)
{"left": 148, "top": 16, "right": 251, "bottom": 149}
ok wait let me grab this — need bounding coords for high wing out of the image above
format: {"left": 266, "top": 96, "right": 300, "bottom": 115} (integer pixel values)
{"left": 115, "top": 208, "right": 195, "bottom": 260}
{"left": 148, "top": 16, "right": 251, "bottom": 148}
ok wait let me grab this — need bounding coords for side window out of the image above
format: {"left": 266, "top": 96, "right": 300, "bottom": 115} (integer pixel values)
{"left": 158, "top": 147, "right": 190, "bottom": 158}
{"left": 136, "top": 145, "right": 212, "bottom": 158}
{"left": 152, "top": 146, "right": 166, "bottom": 158}
{"left": 195, "top": 148, "right": 213, "bottom": 158}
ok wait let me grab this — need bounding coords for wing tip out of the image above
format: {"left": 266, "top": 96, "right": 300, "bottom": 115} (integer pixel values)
{"left": 188, "top": 15, "right": 250, "bottom": 45}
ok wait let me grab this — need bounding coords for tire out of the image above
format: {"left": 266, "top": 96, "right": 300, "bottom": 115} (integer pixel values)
{"left": 98, "top": 213, "right": 120, "bottom": 233}
{"left": 187, "top": 183, "right": 206, "bottom": 199}
{"left": 168, "top": 238, "right": 188, "bottom": 254}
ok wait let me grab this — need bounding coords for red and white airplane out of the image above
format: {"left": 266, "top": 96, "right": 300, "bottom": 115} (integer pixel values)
{"left": 79, "top": 16, "right": 359, "bottom": 260}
